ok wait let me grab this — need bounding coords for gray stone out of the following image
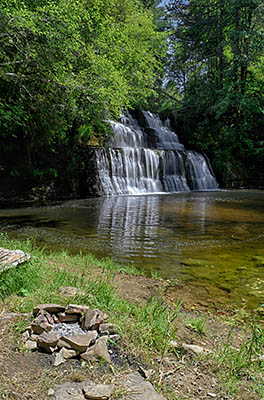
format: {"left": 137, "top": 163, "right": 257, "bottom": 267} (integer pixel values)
{"left": 57, "top": 338, "right": 72, "bottom": 349}
{"left": 182, "top": 343, "right": 210, "bottom": 355}
{"left": 58, "top": 313, "right": 81, "bottom": 323}
{"left": 33, "top": 304, "right": 65, "bottom": 317}
{"left": 0, "top": 247, "right": 30, "bottom": 273}
{"left": 99, "top": 323, "right": 119, "bottom": 335}
{"left": 58, "top": 331, "right": 98, "bottom": 353}
{"left": 25, "top": 339, "right": 38, "bottom": 350}
{"left": 66, "top": 304, "right": 90, "bottom": 314}
{"left": 31, "top": 320, "right": 53, "bottom": 334}
{"left": 49, "top": 382, "right": 84, "bottom": 399}
{"left": 60, "top": 347, "right": 77, "bottom": 359}
{"left": 59, "top": 287, "right": 79, "bottom": 298}
{"left": 21, "top": 330, "right": 30, "bottom": 341}
{"left": 49, "top": 380, "right": 94, "bottom": 400}
{"left": 30, "top": 334, "right": 39, "bottom": 341}
{"left": 80, "top": 336, "right": 111, "bottom": 364}
{"left": 52, "top": 314, "right": 60, "bottom": 324}
{"left": 37, "top": 332, "right": 60, "bottom": 353}
{"left": 0, "top": 312, "right": 21, "bottom": 322}
{"left": 82, "top": 384, "right": 115, "bottom": 399}
{"left": 32, "top": 312, "right": 49, "bottom": 329}
{"left": 119, "top": 373, "right": 167, "bottom": 400}
{"left": 54, "top": 351, "right": 65, "bottom": 367}
{"left": 44, "top": 310, "right": 56, "bottom": 325}
{"left": 80, "top": 309, "right": 108, "bottom": 331}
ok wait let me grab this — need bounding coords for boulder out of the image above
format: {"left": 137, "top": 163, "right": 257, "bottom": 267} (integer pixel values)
{"left": 57, "top": 338, "right": 72, "bottom": 349}
{"left": 58, "top": 287, "right": 79, "bottom": 298}
{"left": 54, "top": 351, "right": 65, "bottom": 367}
{"left": 53, "top": 346, "right": 78, "bottom": 365}
{"left": 48, "top": 382, "right": 84, "bottom": 399}
{"left": 0, "top": 247, "right": 30, "bottom": 273}
{"left": 60, "top": 347, "right": 77, "bottom": 359}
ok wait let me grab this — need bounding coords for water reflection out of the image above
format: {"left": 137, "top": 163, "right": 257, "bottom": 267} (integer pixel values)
{"left": 97, "top": 196, "right": 161, "bottom": 259}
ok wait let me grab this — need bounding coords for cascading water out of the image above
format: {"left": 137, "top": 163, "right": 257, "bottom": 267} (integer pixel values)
{"left": 95, "top": 111, "right": 218, "bottom": 195}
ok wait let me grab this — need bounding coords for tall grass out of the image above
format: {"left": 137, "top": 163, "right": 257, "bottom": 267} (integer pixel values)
{"left": 213, "top": 322, "right": 264, "bottom": 398}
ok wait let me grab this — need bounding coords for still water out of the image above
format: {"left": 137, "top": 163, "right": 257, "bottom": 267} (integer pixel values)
{"left": 0, "top": 190, "right": 264, "bottom": 309}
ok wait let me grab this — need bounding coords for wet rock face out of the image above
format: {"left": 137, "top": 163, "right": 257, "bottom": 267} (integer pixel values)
{"left": 24, "top": 303, "right": 119, "bottom": 365}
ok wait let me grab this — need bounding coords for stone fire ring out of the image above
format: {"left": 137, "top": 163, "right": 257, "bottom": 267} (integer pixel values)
{"left": 23, "top": 303, "right": 120, "bottom": 366}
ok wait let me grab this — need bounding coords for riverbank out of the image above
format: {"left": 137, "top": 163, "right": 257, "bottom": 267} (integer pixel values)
{"left": 0, "top": 235, "right": 263, "bottom": 399}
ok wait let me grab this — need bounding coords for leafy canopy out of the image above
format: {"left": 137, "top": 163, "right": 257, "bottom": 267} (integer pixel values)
{"left": 0, "top": 0, "right": 166, "bottom": 148}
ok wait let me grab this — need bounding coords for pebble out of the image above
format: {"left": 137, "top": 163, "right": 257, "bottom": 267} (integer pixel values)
{"left": 48, "top": 388, "right": 55, "bottom": 396}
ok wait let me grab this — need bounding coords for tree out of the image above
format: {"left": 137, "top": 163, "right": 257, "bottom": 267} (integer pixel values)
{"left": 165, "top": 0, "right": 264, "bottom": 186}
{"left": 0, "top": 0, "right": 166, "bottom": 185}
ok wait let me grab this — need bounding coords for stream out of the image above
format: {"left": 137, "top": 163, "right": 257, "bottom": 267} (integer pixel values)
{"left": 0, "top": 189, "right": 264, "bottom": 309}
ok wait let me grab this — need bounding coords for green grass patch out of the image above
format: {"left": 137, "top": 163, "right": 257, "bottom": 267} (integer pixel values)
{"left": 212, "top": 323, "right": 264, "bottom": 398}
{"left": 184, "top": 314, "right": 207, "bottom": 334}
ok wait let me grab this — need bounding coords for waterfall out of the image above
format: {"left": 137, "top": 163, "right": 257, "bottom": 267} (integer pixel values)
{"left": 95, "top": 111, "right": 218, "bottom": 195}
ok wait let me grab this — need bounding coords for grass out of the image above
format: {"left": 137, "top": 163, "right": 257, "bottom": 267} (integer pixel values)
{"left": 0, "top": 233, "right": 264, "bottom": 400}
{"left": 184, "top": 314, "right": 207, "bottom": 334}
{"left": 0, "top": 233, "right": 181, "bottom": 359}
{"left": 211, "top": 322, "right": 264, "bottom": 398}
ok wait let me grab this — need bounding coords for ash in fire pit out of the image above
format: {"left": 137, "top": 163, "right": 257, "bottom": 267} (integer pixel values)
{"left": 23, "top": 303, "right": 120, "bottom": 366}
{"left": 51, "top": 322, "right": 88, "bottom": 337}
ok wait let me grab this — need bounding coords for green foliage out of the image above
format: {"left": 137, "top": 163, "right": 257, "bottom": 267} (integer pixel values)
{"left": 0, "top": 0, "right": 166, "bottom": 187}
{"left": 213, "top": 323, "right": 264, "bottom": 397}
{"left": 130, "top": 297, "right": 182, "bottom": 354}
{"left": 184, "top": 315, "right": 207, "bottom": 334}
{"left": 165, "top": 0, "right": 264, "bottom": 186}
